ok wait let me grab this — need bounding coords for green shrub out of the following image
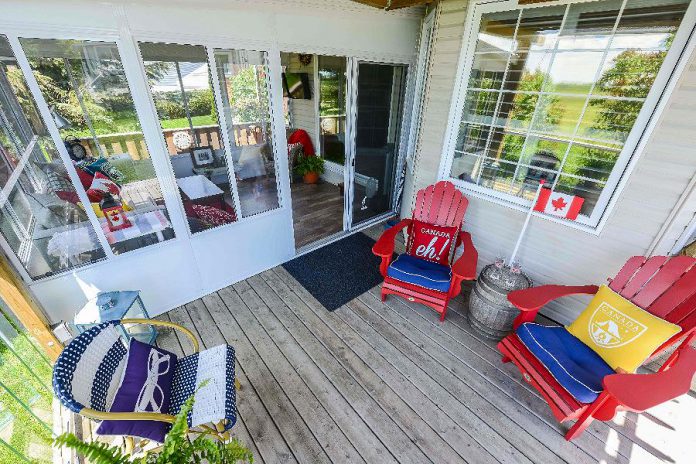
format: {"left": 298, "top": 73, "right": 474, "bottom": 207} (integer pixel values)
{"left": 155, "top": 100, "right": 186, "bottom": 120}
{"left": 294, "top": 154, "right": 325, "bottom": 176}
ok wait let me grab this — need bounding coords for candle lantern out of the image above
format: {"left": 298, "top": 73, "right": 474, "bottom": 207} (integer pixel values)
{"left": 100, "top": 193, "right": 131, "bottom": 231}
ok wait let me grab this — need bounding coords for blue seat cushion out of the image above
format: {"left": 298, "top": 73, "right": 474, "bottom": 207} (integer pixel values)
{"left": 387, "top": 255, "right": 452, "bottom": 293}
{"left": 516, "top": 323, "right": 615, "bottom": 404}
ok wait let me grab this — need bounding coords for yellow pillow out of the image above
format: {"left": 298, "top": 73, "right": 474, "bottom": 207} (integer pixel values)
{"left": 78, "top": 202, "right": 105, "bottom": 218}
{"left": 567, "top": 285, "right": 681, "bottom": 372}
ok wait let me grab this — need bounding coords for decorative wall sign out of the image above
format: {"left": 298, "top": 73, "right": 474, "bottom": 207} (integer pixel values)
{"left": 172, "top": 131, "right": 193, "bottom": 151}
{"left": 190, "top": 146, "right": 215, "bottom": 168}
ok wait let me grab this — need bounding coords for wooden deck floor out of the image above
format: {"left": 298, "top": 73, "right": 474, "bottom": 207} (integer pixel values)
{"left": 155, "top": 264, "right": 695, "bottom": 464}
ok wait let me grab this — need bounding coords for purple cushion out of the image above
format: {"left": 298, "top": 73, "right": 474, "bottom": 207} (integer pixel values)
{"left": 96, "top": 339, "right": 177, "bottom": 442}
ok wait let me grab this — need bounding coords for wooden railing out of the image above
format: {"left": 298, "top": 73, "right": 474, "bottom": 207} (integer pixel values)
{"left": 78, "top": 122, "right": 265, "bottom": 160}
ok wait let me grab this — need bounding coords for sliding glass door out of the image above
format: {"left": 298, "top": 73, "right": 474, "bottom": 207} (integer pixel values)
{"left": 350, "top": 62, "right": 407, "bottom": 226}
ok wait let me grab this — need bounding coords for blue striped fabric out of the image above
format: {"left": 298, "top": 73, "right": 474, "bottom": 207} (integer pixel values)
{"left": 168, "top": 345, "right": 236, "bottom": 430}
{"left": 169, "top": 352, "right": 199, "bottom": 425}
{"left": 90, "top": 341, "right": 128, "bottom": 411}
{"left": 53, "top": 321, "right": 127, "bottom": 413}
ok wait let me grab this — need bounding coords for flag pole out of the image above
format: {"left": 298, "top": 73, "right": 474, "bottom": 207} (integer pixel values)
{"left": 509, "top": 180, "right": 545, "bottom": 265}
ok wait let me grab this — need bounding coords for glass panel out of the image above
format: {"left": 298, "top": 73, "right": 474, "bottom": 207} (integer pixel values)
{"left": 554, "top": 174, "right": 606, "bottom": 216}
{"left": 450, "top": 0, "right": 690, "bottom": 220}
{"left": 468, "top": 10, "right": 519, "bottom": 90}
{"left": 139, "top": 42, "right": 238, "bottom": 232}
{"left": 352, "top": 63, "right": 407, "bottom": 225}
{"left": 21, "top": 38, "right": 175, "bottom": 254}
{"left": 503, "top": 6, "right": 565, "bottom": 92}
{"left": 612, "top": 0, "right": 689, "bottom": 49}
{"left": 214, "top": 48, "right": 279, "bottom": 218}
{"left": 281, "top": 53, "right": 346, "bottom": 249}
{"left": 318, "top": 55, "right": 347, "bottom": 164}
{"left": 558, "top": 0, "right": 623, "bottom": 50}
{"left": 0, "top": 36, "right": 105, "bottom": 279}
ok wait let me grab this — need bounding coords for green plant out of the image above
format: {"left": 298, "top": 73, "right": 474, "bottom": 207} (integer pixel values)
{"left": 294, "top": 154, "right": 325, "bottom": 176}
{"left": 53, "top": 394, "right": 253, "bottom": 464}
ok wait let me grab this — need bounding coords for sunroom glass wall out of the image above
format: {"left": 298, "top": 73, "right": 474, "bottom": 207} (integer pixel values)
{"left": 0, "top": 35, "right": 106, "bottom": 279}
{"left": 213, "top": 49, "right": 280, "bottom": 217}
{"left": 139, "top": 43, "right": 239, "bottom": 233}
{"left": 20, "top": 38, "right": 176, "bottom": 255}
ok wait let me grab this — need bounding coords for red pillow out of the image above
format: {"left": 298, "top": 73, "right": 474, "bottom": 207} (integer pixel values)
{"left": 75, "top": 166, "right": 94, "bottom": 190}
{"left": 86, "top": 172, "right": 121, "bottom": 202}
{"left": 407, "top": 220, "right": 459, "bottom": 265}
{"left": 191, "top": 204, "right": 236, "bottom": 226}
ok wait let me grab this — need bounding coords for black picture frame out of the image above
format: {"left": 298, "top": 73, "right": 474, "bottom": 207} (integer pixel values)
{"left": 190, "top": 146, "right": 215, "bottom": 168}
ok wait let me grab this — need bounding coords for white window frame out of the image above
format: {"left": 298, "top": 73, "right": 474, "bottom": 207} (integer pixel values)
{"left": 438, "top": 0, "right": 696, "bottom": 234}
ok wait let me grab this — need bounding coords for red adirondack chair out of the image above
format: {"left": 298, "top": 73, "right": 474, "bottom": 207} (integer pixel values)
{"left": 372, "top": 181, "right": 478, "bottom": 321}
{"left": 498, "top": 255, "right": 696, "bottom": 440}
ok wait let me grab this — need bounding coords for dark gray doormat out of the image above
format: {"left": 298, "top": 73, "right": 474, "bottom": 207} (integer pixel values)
{"left": 282, "top": 232, "right": 394, "bottom": 311}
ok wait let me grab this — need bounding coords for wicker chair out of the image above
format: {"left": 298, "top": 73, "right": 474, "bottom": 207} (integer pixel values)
{"left": 52, "top": 319, "right": 238, "bottom": 447}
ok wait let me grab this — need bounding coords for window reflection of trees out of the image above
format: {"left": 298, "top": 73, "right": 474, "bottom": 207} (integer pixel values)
{"left": 453, "top": 0, "right": 688, "bottom": 217}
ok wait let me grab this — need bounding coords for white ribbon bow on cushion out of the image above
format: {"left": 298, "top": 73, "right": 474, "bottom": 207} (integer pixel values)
{"left": 135, "top": 349, "right": 171, "bottom": 413}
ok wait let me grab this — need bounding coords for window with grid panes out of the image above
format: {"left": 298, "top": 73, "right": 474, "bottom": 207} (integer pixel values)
{"left": 448, "top": 0, "right": 691, "bottom": 224}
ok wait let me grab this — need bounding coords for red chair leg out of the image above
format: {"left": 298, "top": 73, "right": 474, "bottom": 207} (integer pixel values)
{"left": 565, "top": 392, "right": 608, "bottom": 440}
{"left": 381, "top": 286, "right": 387, "bottom": 302}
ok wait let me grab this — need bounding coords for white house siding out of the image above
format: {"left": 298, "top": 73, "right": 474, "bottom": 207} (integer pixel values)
{"left": 406, "top": 0, "right": 696, "bottom": 324}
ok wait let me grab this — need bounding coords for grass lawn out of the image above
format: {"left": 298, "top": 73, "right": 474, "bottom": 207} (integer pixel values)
{"left": 66, "top": 114, "right": 217, "bottom": 138}
{"left": 0, "top": 334, "right": 54, "bottom": 464}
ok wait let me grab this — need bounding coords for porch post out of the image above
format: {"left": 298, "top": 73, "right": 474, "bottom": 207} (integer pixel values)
{"left": 0, "top": 255, "right": 62, "bottom": 361}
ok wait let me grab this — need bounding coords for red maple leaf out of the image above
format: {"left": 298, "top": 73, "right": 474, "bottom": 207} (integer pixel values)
{"left": 551, "top": 196, "right": 567, "bottom": 211}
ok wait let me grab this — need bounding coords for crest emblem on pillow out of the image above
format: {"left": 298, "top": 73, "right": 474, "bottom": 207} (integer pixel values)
{"left": 589, "top": 302, "right": 648, "bottom": 348}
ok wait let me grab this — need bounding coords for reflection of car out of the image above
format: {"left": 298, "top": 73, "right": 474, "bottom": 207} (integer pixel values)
{"left": 518, "top": 150, "right": 560, "bottom": 196}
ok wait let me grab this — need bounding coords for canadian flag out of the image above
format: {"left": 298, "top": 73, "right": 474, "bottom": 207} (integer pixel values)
{"left": 533, "top": 187, "right": 584, "bottom": 220}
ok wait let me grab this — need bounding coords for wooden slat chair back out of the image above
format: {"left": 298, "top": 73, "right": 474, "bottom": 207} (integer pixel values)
{"left": 412, "top": 181, "right": 469, "bottom": 228}
{"left": 498, "top": 255, "right": 696, "bottom": 440}
{"left": 372, "top": 181, "right": 478, "bottom": 321}
{"left": 609, "top": 256, "right": 696, "bottom": 354}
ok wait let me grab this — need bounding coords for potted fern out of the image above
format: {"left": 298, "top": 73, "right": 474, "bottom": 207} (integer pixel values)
{"left": 54, "top": 394, "right": 253, "bottom": 464}
{"left": 294, "top": 154, "right": 325, "bottom": 184}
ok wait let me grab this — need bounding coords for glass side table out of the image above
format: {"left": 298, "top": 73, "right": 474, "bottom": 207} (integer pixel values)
{"left": 74, "top": 290, "right": 157, "bottom": 345}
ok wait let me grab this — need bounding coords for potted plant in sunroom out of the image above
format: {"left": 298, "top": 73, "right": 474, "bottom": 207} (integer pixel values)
{"left": 294, "top": 154, "right": 325, "bottom": 184}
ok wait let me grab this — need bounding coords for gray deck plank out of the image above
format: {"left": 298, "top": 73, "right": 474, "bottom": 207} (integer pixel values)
{"left": 250, "top": 272, "right": 433, "bottom": 464}
{"left": 212, "top": 288, "right": 329, "bottom": 464}
{"left": 149, "top": 245, "right": 693, "bottom": 464}
{"left": 262, "top": 269, "right": 465, "bottom": 464}
{"left": 181, "top": 295, "right": 297, "bottom": 464}
{"left": 222, "top": 283, "right": 364, "bottom": 464}
{"left": 256, "top": 272, "right": 499, "bottom": 464}
{"left": 271, "top": 267, "right": 542, "bottom": 464}
{"left": 240, "top": 274, "right": 398, "bottom": 464}
{"left": 180, "top": 300, "right": 264, "bottom": 464}
{"left": 357, "top": 290, "right": 603, "bottom": 464}
{"left": 382, "top": 287, "right": 663, "bottom": 462}
{"left": 428, "top": 289, "right": 689, "bottom": 463}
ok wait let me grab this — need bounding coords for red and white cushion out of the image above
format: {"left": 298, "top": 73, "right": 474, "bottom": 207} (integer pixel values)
{"left": 407, "top": 220, "right": 459, "bottom": 265}
{"left": 86, "top": 172, "right": 121, "bottom": 202}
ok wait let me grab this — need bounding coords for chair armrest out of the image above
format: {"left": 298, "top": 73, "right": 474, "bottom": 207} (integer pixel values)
{"left": 121, "top": 318, "right": 199, "bottom": 353}
{"left": 80, "top": 408, "right": 176, "bottom": 423}
{"left": 602, "top": 345, "right": 696, "bottom": 412}
{"left": 451, "top": 231, "right": 478, "bottom": 281}
{"left": 508, "top": 285, "right": 599, "bottom": 329}
{"left": 372, "top": 219, "right": 411, "bottom": 258}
